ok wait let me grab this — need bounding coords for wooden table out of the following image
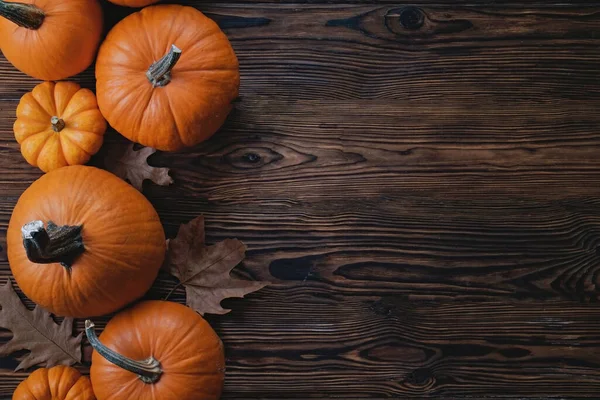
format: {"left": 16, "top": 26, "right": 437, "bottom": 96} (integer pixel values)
{"left": 2, "top": 0, "right": 600, "bottom": 398}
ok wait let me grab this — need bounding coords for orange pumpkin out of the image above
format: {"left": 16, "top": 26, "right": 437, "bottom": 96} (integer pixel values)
{"left": 86, "top": 301, "right": 225, "bottom": 400}
{"left": 96, "top": 4, "right": 240, "bottom": 151}
{"left": 0, "top": 0, "right": 103, "bottom": 80}
{"left": 107, "top": 0, "right": 159, "bottom": 7}
{"left": 7, "top": 166, "right": 166, "bottom": 318}
{"left": 14, "top": 81, "right": 107, "bottom": 173}
{"left": 13, "top": 365, "right": 95, "bottom": 400}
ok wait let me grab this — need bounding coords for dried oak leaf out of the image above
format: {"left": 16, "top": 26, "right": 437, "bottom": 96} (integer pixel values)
{"left": 166, "top": 216, "right": 267, "bottom": 315}
{"left": 104, "top": 143, "right": 173, "bottom": 191}
{"left": 0, "top": 281, "right": 82, "bottom": 371}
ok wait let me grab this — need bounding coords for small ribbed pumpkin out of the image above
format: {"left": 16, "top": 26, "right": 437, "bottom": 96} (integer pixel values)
{"left": 0, "top": 0, "right": 103, "bottom": 80}
{"left": 14, "top": 81, "right": 106, "bottom": 172}
{"left": 95, "top": 4, "right": 239, "bottom": 151}
{"left": 13, "top": 365, "right": 95, "bottom": 400}
{"left": 7, "top": 166, "right": 166, "bottom": 318}
{"left": 86, "top": 301, "right": 225, "bottom": 400}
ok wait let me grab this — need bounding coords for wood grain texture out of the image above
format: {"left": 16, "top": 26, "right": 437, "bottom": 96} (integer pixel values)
{"left": 1, "top": 1, "right": 600, "bottom": 399}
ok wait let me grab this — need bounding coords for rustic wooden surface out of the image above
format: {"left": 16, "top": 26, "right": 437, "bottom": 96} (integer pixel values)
{"left": 2, "top": 0, "right": 600, "bottom": 398}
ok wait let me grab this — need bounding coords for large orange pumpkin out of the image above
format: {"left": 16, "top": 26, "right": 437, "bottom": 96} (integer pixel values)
{"left": 7, "top": 166, "right": 166, "bottom": 318}
{"left": 13, "top": 365, "right": 95, "bottom": 400}
{"left": 86, "top": 301, "right": 225, "bottom": 400}
{"left": 0, "top": 0, "right": 103, "bottom": 81}
{"left": 14, "top": 81, "right": 107, "bottom": 173}
{"left": 96, "top": 4, "right": 239, "bottom": 151}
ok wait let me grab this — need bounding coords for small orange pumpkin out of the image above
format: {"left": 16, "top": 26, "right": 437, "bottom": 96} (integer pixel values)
{"left": 107, "top": 0, "right": 159, "bottom": 7}
{"left": 7, "top": 166, "right": 166, "bottom": 318}
{"left": 0, "top": 0, "right": 103, "bottom": 80}
{"left": 13, "top": 365, "right": 95, "bottom": 400}
{"left": 86, "top": 301, "right": 225, "bottom": 400}
{"left": 96, "top": 4, "right": 240, "bottom": 151}
{"left": 14, "top": 81, "right": 107, "bottom": 173}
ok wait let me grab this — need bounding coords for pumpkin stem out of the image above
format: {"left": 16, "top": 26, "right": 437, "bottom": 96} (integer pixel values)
{"left": 85, "top": 320, "right": 163, "bottom": 384}
{"left": 21, "top": 220, "right": 84, "bottom": 270}
{"left": 51, "top": 117, "right": 65, "bottom": 133}
{"left": 146, "top": 45, "right": 182, "bottom": 87}
{"left": 0, "top": 0, "right": 44, "bottom": 30}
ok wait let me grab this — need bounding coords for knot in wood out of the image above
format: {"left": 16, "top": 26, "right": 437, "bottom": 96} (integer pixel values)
{"left": 399, "top": 6, "right": 424, "bottom": 30}
{"left": 405, "top": 368, "right": 433, "bottom": 385}
{"left": 243, "top": 152, "right": 262, "bottom": 163}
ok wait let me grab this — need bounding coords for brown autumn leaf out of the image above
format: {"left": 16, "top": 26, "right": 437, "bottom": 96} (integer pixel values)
{"left": 104, "top": 143, "right": 173, "bottom": 191}
{"left": 0, "top": 280, "right": 82, "bottom": 371}
{"left": 165, "top": 216, "right": 267, "bottom": 315}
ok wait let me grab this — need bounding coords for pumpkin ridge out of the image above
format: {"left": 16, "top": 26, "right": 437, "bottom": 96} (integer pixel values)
{"left": 132, "top": 83, "right": 157, "bottom": 140}
{"left": 86, "top": 246, "right": 158, "bottom": 273}
{"left": 173, "top": 28, "right": 222, "bottom": 59}
{"left": 102, "top": 376, "right": 140, "bottom": 400}
{"left": 14, "top": 123, "right": 52, "bottom": 143}
{"left": 58, "top": 102, "right": 98, "bottom": 122}
{"left": 95, "top": 54, "right": 135, "bottom": 70}
{"left": 60, "top": 130, "right": 104, "bottom": 158}
{"left": 22, "top": 90, "right": 51, "bottom": 119}
{"left": 96, "top": 39, "right": 149, "bottom": 71}
{"left": 64, "top": 377, "right": 85, "bottom": 398}
{"left": 160, "top": 6, "right": 183, "bottom": 62}
{"left": 72, "top": 262, "right": 123, "bottom": 312}
{"left": 139, "top": 10, "right": 156, "bottom": 64}
{"left": 107, "top": 80, "right": 150, "bottom": 129}
{"left": 59, "top": 132, "right": 92, "bottom": 157}
{"left": 130, "top": 312, "right": 148, "bottom": 365}
{"left": 164, "top": 92, "right": 186, "bottom": 147}
{"left": 68, "top": 376, "right": 92, "bottom": 398}
{"left": 21, "top": 130, "right": 53, "bottom": 162}
{"left": 155, "top": 319, "right": 207, "bottom": 364}
{"left": 16, "top": 115, "right": 53, "bottom": 126}
{"left": 54, "top": 85, "right": 81, "bottom": 116}
{"left": 65, "top": 105, "right": 105, "bottom": 120}
{"left": 32, "top": 82, "right": 58, "bottom": 116}
{"left": 56, "top": 130, "right": 68, "bottom": 163}
{"left": 172, "top": 6, "right": 221, "bottom": 45}
{"left": 51, "top": 365, "right": 67, "bottom": 397}
{"left": 21, "top": 379, "right": 35, "bottom": 398}
{"left": 57, "top": 166, "right": 114, "bottom": 226}
{"left": 39, "top": 36, "right": 62, "bottom": 82}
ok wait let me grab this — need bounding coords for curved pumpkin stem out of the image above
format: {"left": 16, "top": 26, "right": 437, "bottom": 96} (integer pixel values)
{"left": 22, "top": 221, "right": 84, "bottom": 270}
{"left": 85, "top": 320, "right": 163, "bottom": 384}
{"left": 146, "top": 45, "right": 182, "bottom": 88}
{"left": 0, "top": 0, "right": 44, "bottom": 30}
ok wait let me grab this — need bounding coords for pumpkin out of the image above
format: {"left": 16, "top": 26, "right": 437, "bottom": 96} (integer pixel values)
{"left": 95, "top": 4, "right": 240, "bottom": 151}
{"left": 107, "top": 0, "right": 159, "bottom": 7}
{"left": 14, "top": 81, "right": 107, "bottom": 173}
{"left": 13, "top": 365, "right": 95, "bottom": 400}
{"left": 7, "top": 165, "right": 166, "bottom": 318}
{"left": 86, "top": 301, "right": 225, "bottom": 400}
{"left": 0, "top": 0, "right": 103, "bottom": 81}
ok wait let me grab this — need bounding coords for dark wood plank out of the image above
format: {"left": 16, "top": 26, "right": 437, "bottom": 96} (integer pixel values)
{"left": 3, "top": 5, "right": 600, "bottom": 101}
{"left": 3, "top": 94, "right": 600, "bottom": 302}
{"left": 1, "top": 1, "right": 600, "bottom": 399}
{"left": 3, "top": 290, "right": 600, "bottom": 398}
